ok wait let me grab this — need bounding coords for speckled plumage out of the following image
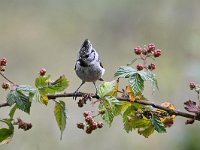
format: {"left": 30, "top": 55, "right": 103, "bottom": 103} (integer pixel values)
{"left": 74, "top": 39, "right": 105, "bottom": 96}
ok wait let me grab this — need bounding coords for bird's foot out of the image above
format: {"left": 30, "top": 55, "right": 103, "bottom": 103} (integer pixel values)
{"left": 95, "top": 93, "right": 100, "bottom": 99}
{"left": 72, "top": 91, "right": 79, "bottom": 100}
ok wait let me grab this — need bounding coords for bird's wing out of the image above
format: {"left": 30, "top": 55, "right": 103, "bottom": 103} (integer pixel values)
{"left": 100, "top": 61, "right": 104, "bottom": 68}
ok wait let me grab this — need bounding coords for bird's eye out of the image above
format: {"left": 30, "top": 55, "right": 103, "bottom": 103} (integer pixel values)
{"left": 85, "top": 54, "right": 89, "bottom": 58}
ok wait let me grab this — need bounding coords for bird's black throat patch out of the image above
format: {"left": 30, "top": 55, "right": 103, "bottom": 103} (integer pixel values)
{"left": 78, "top": 59, "right": 89, "bottom": 67}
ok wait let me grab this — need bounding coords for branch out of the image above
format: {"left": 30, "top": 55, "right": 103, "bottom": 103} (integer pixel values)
{"left": 0, "top": 92, "right": 198, "bottom": 121}
{"left": 0, "top": 102, "right": 9, "bottom": 108}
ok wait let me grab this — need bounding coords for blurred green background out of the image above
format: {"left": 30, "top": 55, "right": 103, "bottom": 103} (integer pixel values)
{"left": 1, "top": 0, "right": 200, "bottom": 150}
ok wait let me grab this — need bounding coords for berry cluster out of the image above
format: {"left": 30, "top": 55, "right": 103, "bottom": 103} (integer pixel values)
{"left": 17, "top": 118, "right": 32, "bottom": 131}
{"left": 77, "top": 111, "right": 103, "bottom": 134}
{"left": 77, "top": 94, "right": 92, "bottom": 107}
{"left": 0, "top": 57, "right": 7, "bottom": 72}
{"left": 0, "top": 57, "right": 10, "bottom": 90}
{"left": 133, "top": 43, "right": 162, "bottom": 71}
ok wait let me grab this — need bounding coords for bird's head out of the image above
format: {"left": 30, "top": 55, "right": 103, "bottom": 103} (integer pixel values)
{"left": 79, "top": 39, "right": 92, "bottom": 56}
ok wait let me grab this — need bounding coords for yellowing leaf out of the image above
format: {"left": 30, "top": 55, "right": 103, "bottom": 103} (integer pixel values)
{"left": 160, "top": 101, "right": 176, "bottom": 119}
{"left": 138, "top": 125, "right": 155, "bottom": 138}
{"left": 126, "top": 85, "right": 135, "bottom": 102}
{"left": 54, "top": 101, "right": 67, "bottom": 140}
{"left": 161, "top": 101, "right": 176, "bottom": 110}
{"left": 156, "top": 101, "right": 176, "bottom": 127}
{"left": 108, "top": 79, "right": 119, "bottom": 96}
{"left": 41, "top": 94, "right": 49, "bottom": 105}
{"left": 98, "top": 80, "right": 118, "bottom": 98}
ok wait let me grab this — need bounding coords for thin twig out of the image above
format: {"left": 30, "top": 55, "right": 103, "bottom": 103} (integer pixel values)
{"left": 0, "top": 72, "right": 17, "bottom": 86}
{"left": 0, "top": 92, "right": 198, "bottom": 121}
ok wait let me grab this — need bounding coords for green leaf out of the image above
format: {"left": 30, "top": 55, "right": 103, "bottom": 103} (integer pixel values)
{"left": 151, "top": 115, "right": 166, "bottom": 133}
{"left": 138, "top": 125, "right": 155, "bottom": 138}
{"left": 121, "top": 101, "right": 132, "bottom": 111}
{"left": 35, "top": 75, "right": 69, "bottom": 104}
{"left": 6, "top": 85, "right": 39, "bottom": 114}
{"left": 114, "top": 66, "right": 137, "bottom": 78}
{"left": 99, "top": 96, "right": 122, "bottom": 126}
{"left": 47, "top": 75, "right": 69, "bottom": 93}
{"left": 0, "top": 119, "right": 14, "bottom": 145}
{"left": 114, "top": 66, "right": 159, "bottom": 94}
{"left": 35, "top": 75, "right": 50, "bottom": 88}
{"left": 16, "top": 85, "right": 38, "bottom": 93}
{"left": 123, "top": 105, "right": 150, "bottom": 133}
{"left": 138, "top": 71, "right": 159, "bottom": 92}
{"left": 6, "top": 90, "right": 16, "bottom": 106}
{"left": 7, "top": 90, "right": 31, "bottom": 114}
{"left": 129, "top": 73, "right": 144, "bottom": 95}
{"left": 98, "top": 80, "right": 118, "bottom": 98}
{"left": 0, "top": 128, "right": 13, "bottom": 145}
{"left": 9, "top": 104, "right": 18, "bottom": 119}
{"left": 54, "top": 100, "right": 67, "bottom": 140}
{"left": 35, "top": 75, "right": 68, "bottom": 94}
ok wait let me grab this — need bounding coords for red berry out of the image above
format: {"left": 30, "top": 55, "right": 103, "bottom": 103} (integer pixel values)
{"left": 83, "top": 111, "right": 91, "bottom": 118}
{"left": 148, "top": 63, "right": 156, "bottom": 70}
{"left": 134, "top": 47, "right": 142, "bottom": 55}
{"left": 1, "top": 82, "right": 10, "bottom": 89}
{"left": 148, "top": 43, "right": 156, "bottom": 51}
{"left": 85, "top": 116, "right": 93, "bottom": 124}
{"left": 90, "top": 121, "right": 98, "bottom": 130}
{"left": 97, "top": 122, "right": 103, "bottom": 128}
{"left": 153, "top": 49, "right": 161, "bottom": 57}
{"left": 136, "top": 64, "right": 144, "bottom": 71}
{"left": 77, "top": 122, "right": 85, "bottom": 129}
{"left": 39, "top": 68, "right": 46, "bottom": 76}
{"left": 0, "top": 58, "right": 7, "bottom": 66}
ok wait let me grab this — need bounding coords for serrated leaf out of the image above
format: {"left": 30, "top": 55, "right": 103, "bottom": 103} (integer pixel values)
{"left": 47, "top": 75, "right": 69, "bottom": 93}
{"left": 0, "top": 119, "right": 14, "bottom": 145}
{"left": 35, "top": 75, "right": 69, "bottom": 104}
{"left": 138, "top": 125, "right": 155, "bottom": 138}
{"left": 35, "top": 75, "right": 50, "bottom": 88}
{"left": 98, "top": 80, "right": 118, "bottom": 98}
{"left": 129, "top": 73, "right": 144, "bottom": 96}
{"left": 114, "top": 66, "right": 137, "bottom": 78}
{"left": 99, "top": 96, "right": 122, "bottom": 126}
{"left": 151, "top": 115, "right": 166, "bottom": 133}
{"left": 35, "top": 75, "right": 68, "bottom": 105}
{"left": 6, "top": 90, "right": 16, "bottom": 106}
{"left": 123, "top": 105, "right": 150, "bottom": 133}
{"left": 16, "top": 85, "right": 38, "bottom": 93}
{"left": 7, "top": 90, "right": 31, "bottom": 114}
{"left": 138, "top": 71, "right": 158, "bottom": 92}
{"left": 54, "top": 100, "right": 67, "bottom": 140}
{"left": 9, "top": 104, "right": 18, "bottom": 119}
